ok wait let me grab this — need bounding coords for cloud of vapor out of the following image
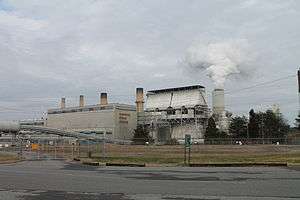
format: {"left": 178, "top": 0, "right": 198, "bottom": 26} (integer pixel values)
{"left": 186, "top": 39, "right": 254, "bottom": 88}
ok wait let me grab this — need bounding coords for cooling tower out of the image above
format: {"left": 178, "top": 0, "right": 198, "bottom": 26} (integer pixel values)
{"left": 212, "top": 89, "right": 225, "bottom": 116}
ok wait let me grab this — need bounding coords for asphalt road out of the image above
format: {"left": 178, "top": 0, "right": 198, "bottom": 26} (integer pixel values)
{"left": 0, "top": 159, "right": 299, "bottom": 200}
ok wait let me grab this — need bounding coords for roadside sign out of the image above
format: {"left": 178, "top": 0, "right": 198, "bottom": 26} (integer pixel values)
{"left": 31, "top": 144, "right": 39, "bottom": 151}
{"left": 185, "top": 134, "right": 191, "bottom": 147}
{"left": 184, "top": 134, "right": 192, "bottom": 166}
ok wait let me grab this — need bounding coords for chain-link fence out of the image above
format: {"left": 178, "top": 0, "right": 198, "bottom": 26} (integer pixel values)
{"left": 1, "top": 136, "right": 300, "bottom": 166}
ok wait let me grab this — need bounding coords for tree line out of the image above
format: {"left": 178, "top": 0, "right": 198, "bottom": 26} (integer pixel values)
{"left": 205, "top": 109, "right": 290, "bottom": 139}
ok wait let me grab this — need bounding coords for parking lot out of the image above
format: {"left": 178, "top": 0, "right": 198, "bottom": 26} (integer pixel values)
{"left": 0, "top": 158, "right": 299, "bottom": 200}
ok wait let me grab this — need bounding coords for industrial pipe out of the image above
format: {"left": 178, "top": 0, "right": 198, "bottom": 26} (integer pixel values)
{"left": 0, "top": 121, "right": 107, "bottom": 141}
{"left": 0, "top": 121, "right": 20, "bottom": 132}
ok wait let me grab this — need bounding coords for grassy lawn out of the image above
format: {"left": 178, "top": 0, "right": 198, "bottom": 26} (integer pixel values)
{"left": 79, "top": 144, "right": 300, "bottom": 165}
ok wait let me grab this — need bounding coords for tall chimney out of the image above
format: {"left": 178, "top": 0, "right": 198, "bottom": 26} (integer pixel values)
{"left": 61, "top": 97, "right": 66, "bottom": 109}
{"left": 100, "top": 93, "right": 108, "bottom": 106}
{"left": 298, "top": 68, "right": 300, "bottom": 115}
{"left": 136, "top": 88, "right": 144, "bottom": 113}
{"left": 79, "top": 95, "right": 84, "bottom": 107}
{"left": 212, "top": 89, "right": 225, "bottom": 116}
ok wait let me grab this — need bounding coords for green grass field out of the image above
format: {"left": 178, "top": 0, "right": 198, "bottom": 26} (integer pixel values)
{"left": 80, "top": 144, "right": 300, "bottom": 166}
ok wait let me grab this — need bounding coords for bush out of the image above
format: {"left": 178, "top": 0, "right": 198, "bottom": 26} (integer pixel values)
{"left": 132, "top": 125, "right": 154, "bottom": 145}
{"left": 165, "top": 138, "right": 179, "bottom": 145}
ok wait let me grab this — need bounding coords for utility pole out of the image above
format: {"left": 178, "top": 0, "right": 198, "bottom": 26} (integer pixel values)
{"left": 102, "top": 135, "right": 105, "bottom": 159}
{"left": 261, "top": 112, "right": 264, "bottom": 145}
{"left": 181, "top": 106, "right": 183, "bottom": 137}
{"left": 296, "top": 68, "right": 300, "bottom": 129}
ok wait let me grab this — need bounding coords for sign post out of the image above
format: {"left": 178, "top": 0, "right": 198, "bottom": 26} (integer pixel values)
{"left": 184, "top": 134, "right": 192, "bottom": 166}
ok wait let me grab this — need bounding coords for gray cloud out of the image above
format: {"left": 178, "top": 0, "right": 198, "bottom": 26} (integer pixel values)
{"left": 0, "top": 0, "right": 299, "bottom": 123}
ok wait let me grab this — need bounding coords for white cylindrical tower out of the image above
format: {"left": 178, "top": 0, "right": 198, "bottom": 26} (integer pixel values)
{"left": 212, "top": 88, "right": 225, "bottom": 116}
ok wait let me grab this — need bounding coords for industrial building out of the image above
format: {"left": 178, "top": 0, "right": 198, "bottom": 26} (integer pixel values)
{"left": 138, "top": 85, "right": 210, "bottom": 143}
{"left": 44, "top": 84, "right": 229, "bottom": 143}
{"left": 45, "top": 93, "right": 137, "bottom": 141}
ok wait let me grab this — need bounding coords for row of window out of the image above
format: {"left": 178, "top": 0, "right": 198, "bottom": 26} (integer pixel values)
{"left": 156, "top": 106, "right": 205, "bottom": 115}
{"left": 49, "top": 107, "right": 109, "bottom": 114}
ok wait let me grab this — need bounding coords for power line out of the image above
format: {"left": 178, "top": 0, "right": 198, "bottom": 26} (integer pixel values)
{"left": 225, "top": 74, "right": 296, "bottom": 95}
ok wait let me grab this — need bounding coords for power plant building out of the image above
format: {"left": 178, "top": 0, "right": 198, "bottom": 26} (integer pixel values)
{"left": 45, "top": 94, "right": 137, "bottom": 141}
{"left": 138, "top": 85, "right": 210, "bottom": 143}
{"left": 45, "top": 85, "right": 228, "bottom": 143}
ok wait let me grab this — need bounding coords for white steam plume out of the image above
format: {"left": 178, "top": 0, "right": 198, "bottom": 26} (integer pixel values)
{"left": 186, "top": 39, "right": 253, "bottom": 88}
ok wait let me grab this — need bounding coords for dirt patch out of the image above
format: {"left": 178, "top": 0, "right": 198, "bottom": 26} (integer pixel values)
{"left": 0, "top": 152, "right": 19, "bottom": 164}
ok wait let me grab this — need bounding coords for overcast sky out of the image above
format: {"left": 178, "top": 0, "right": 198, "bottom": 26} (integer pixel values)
{"left": 0, "top": 0, "right": 299, "bottom": 124}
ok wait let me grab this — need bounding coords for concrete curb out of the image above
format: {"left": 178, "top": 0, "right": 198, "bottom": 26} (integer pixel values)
{"left": 106, "top": 163, "right": 146, "bottom": 167}
{"left": 76, "top": 157, "right": 146, "bottom": 167}
{"left": 75, "top": 157, "right": 292, "bottom": 168}
{"left": 189, "top": 163, "right": 288, "bottom": 167}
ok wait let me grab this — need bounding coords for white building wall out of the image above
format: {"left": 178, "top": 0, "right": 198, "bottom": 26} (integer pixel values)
{"left": 114, "top": 109, "right": 137, "bottom": 140}
{"left": 46, "top": 110, "right": 115, "bottom": 130}
{"left": 46, "top": 109, "right": 137, "bottom": 140}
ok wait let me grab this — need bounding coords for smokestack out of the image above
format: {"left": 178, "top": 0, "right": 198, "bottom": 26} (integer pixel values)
{"left": 61, "top": 97, "right": 66, "bottom": 109}
{"left": 298, "top": 69, "right": 300, "bottom": 93}
{"left": 79, "top": 95, "right": 84, "bottom": 107}
{"left": 298, "top": 68, "right": 300, "bottom": 115}
{"left": 100, "top": 93, "right": 108, "bottom": 106}
{"left": 212, "top": 89, "right": 225, "bottom": 116}
{"left": 136, "top": 88, "right": 144, "bottom": 113}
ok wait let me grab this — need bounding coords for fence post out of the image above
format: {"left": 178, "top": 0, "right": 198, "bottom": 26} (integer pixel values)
{"left": 78, "top": 142, "right": 80, "bottom": 157}
{"left": 188, "top": 146, "right": 191, "bottom": 165}
{"left": 37, "top": 139, "right": 40, "bottom": 160}
{"left": 72, "top": 143, "right": 74, "bottom": 159}
{"left": 19, "top": 137, "right": 23, "bottom": 159}
{"left": 54, "top": 139, "right": 57, "bottom": 159}
{"left": 184, "top": 146, "right": 187, "bottom": 165}
{"left": 62, "top": 138, "right": 64, "bottom": 158}
{"left": 102, "top": 138, "right": 105, "bottom": 159}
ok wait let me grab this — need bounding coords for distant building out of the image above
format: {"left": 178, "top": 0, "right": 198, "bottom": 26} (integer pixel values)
{"left": 45, "top": 94, "right": 137, "bottom": 141}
